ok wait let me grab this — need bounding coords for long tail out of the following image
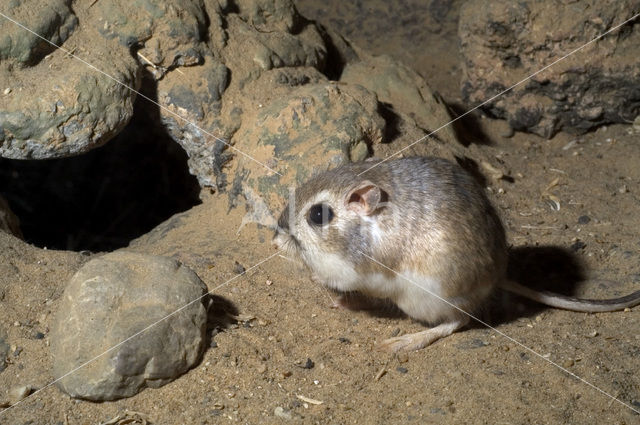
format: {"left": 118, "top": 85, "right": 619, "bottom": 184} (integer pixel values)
{"left": 501, "top": 280, "right": 640, "bottom": 313}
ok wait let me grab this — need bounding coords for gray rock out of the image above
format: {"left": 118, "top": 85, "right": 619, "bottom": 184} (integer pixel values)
{"left": 158, "top": 57, "right": 233, "bottom": 188}
{"left": 459, "top": 0, "right": 640, "bottom": 138}
{"left": 236, "top": 0, "right": 299, "bottom": 33}
{"left": 50, "top": 251, "right": 208, "bottom": 401}
{"left": 0, "top": 0, "right": 140, "bottom": 159}
{"left": 0, "top": 195, "right": 22, "bottom": 238}
{"left": 0, "top": 43, "right": 139, "bottom": 159}
{"left": 95, "top": 0, "right": 208, "bottom": 71}
{"left": 0, "top": 0, "right": 77, "bottom": 64}
{"left": 341, "top": 49, "right": 459, "bottom": 148}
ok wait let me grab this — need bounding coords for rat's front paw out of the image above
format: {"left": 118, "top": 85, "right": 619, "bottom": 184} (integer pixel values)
{"left": 331, "top": 292, "right": 382, "bottom": 311}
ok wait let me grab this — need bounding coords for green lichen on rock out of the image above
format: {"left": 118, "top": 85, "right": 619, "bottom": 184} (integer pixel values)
{"left": 229, "top": 82, "right": 385, "bottom": 208}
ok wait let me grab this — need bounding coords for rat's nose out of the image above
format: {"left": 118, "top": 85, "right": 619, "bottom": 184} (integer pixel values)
{"left": 272, "top": 231, "right": 282, "bottom": 250}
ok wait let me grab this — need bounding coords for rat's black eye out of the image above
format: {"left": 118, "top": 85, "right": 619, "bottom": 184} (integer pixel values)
{"left": 307, "top": 203, "right": 334, "bottom": 226}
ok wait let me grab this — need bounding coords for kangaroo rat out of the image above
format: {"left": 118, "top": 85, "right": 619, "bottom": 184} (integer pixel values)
{"left": 273, "top": 157, "right": 640, "bottom": 352}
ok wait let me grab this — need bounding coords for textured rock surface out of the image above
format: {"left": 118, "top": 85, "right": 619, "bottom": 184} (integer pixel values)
{"left": 341, "top": 50, "right": 459, "bottom": 147}
{"left": 155, "top": 0, "right": 330, "bottom": 189}
{"left": 228, "top": 82, "right": 385, "bottom": 216}
{"left": 0, "top": 1, "right": 139, "bottom": 158}
{"left": 50, "top": 251, "right": 208, "bottom": 401}
{"left": 0, "top": 0, "right": 77, "bottom": 64}
{"left": 0, "top": 0, "right": 463, "bottom": 193}
{"left": 459, "top": 0, "right": 640, "bottom": 138}
{"left": 151, "top": 2, "right": 465, "bottom": 194}
{"left": 0, "top": 195, "right": 21, "bottom": 238}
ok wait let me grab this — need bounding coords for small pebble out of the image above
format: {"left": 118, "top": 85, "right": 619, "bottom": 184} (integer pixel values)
{"left": 396, "top": 353, "right": 409, "bottom": 363}
{"left": 396, "top": 367, "right": 408, "bottom": 374}
{"left": 338, "top": 337, "right": 351, "bottom": 344}
{"left": 281, "top": 370, "right": 292, "bottom": 378}
{"left": 296, "top": 358, "right": 314, "bottom": 369}
{"left": 3, "top": 88, "right": 10, "bottom": 95}
{"left": 9, "top": 385, "right": 31, "bottom": 404}
{"left": 562, "top": 359, "right": 574, "bottom": 368}
{"left": 570, "top": 240, "right": 586, "bottom": 251}
{"left": 233, "top": 261, "right": 246, "bottom": 274}
{"left": 577, "top": 215, "right": 591, "bottom": 224}
{"left": 274, "top": 406, "right": 292, "bottom": 420}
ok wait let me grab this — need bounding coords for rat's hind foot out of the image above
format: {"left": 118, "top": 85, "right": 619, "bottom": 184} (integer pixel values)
{"left": 378, "top": 318, "right": 469, "bottom": 352}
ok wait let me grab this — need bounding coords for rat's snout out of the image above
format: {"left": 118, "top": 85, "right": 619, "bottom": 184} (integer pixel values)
{"left": 273, "top": 207, "right": 290, "bottom": 251}
{"left": 272, "top": 226, "right": 287, "bottom": 250}
{"left": 272, "top": 230, "right": 281, "bottom": 250}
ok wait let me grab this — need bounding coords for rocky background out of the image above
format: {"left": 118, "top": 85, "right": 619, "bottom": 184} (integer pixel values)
{"left": 1, "top": 0, "right": 639, "bottom": 423}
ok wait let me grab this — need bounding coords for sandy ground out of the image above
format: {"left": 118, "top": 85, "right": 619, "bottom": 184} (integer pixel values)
{"left": 1, "top": 1, "right": 639, "bottom": 424}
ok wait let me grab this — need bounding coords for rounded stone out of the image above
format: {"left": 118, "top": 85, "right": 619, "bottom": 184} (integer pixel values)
{"left": 50, "top": 251, "right": 208, "bottom": 401}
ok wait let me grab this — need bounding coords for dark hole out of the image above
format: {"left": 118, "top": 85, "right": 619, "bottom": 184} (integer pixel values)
{"left": 0, "top": 96, "right": 201, "bottom": 252}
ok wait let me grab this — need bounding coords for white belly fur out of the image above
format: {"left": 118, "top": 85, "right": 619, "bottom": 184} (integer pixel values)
{"left": 382, "top": 272, "right": 459, "bottom": 323}
{"left": 307, "top": 257, "right": 463, "bottom": 324}
{"left": 304, "top": 252, "right": 361, "bottom": 291}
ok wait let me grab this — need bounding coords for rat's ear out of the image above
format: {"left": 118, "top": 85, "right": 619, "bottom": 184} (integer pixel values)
{"left": 345, "top": 181, "right": 386, "bottom": 215}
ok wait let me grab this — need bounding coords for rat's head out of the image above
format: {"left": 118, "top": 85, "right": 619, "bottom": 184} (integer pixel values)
{"left": 272, "top": 166, "right": 389, "bottom": 282}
